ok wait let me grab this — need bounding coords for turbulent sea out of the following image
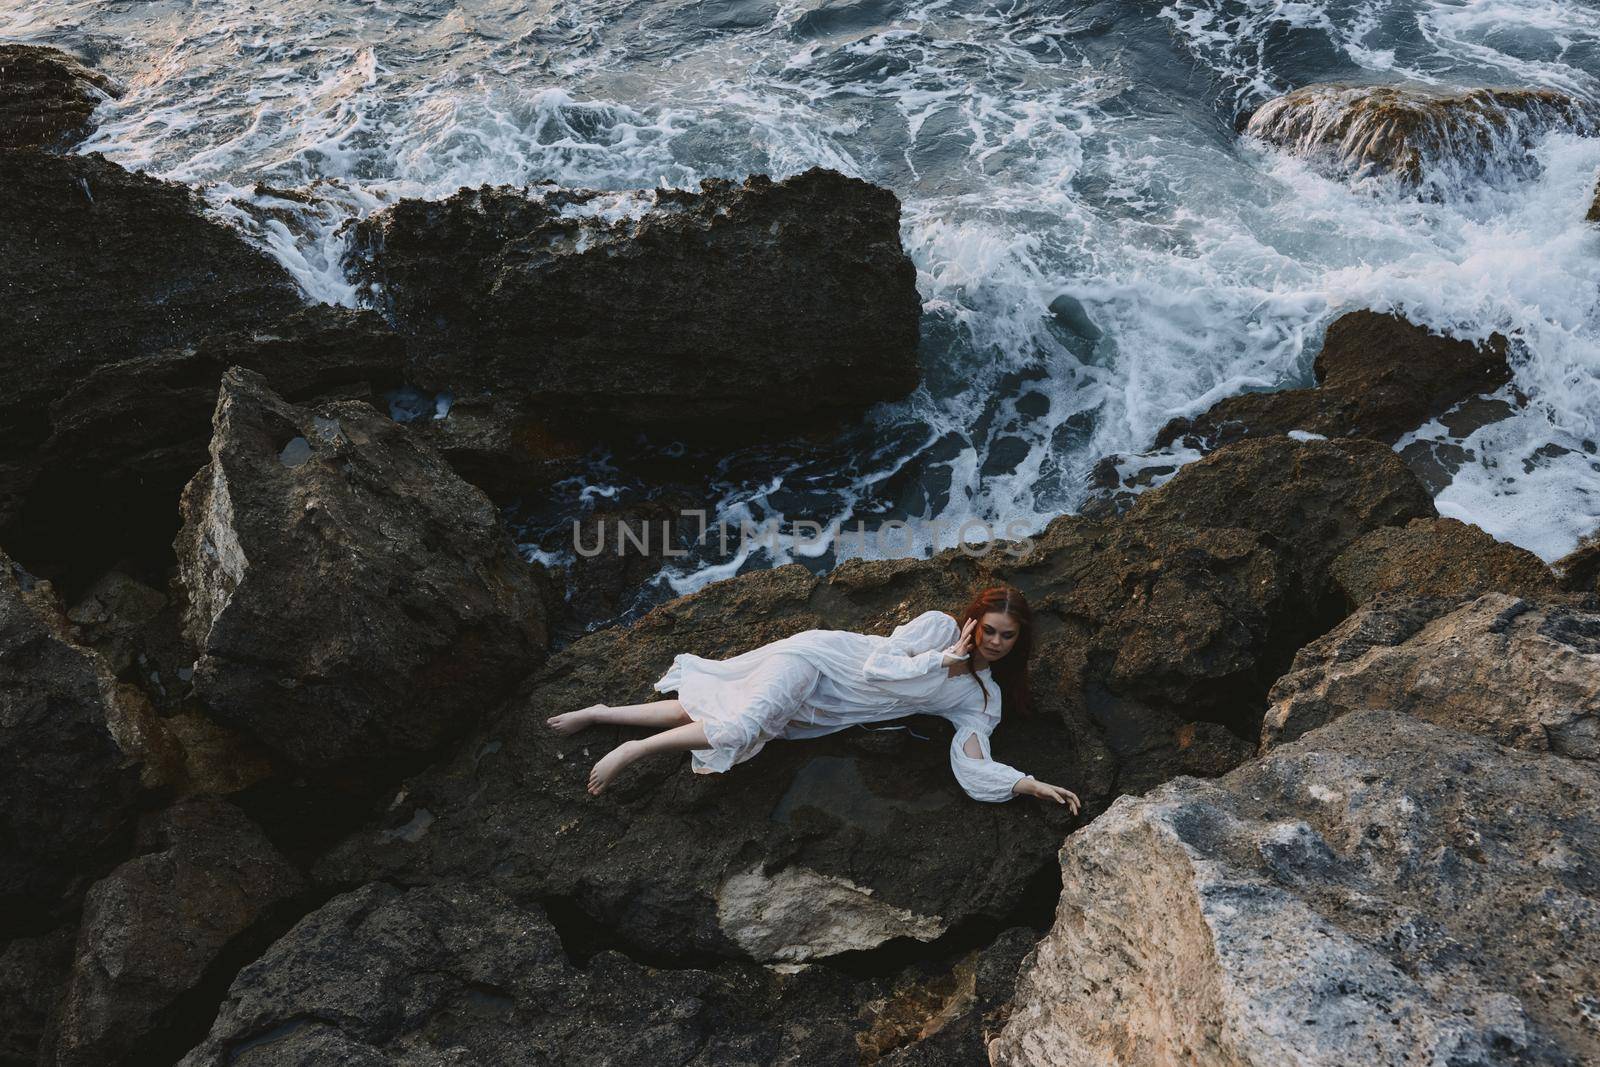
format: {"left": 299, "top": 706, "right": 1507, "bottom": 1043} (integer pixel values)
{"left": 8, "top": 0, "right": 1600, "bottom": 614}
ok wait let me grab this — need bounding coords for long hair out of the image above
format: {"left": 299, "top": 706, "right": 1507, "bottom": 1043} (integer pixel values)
{"left": 956, "top": 585, "right": 1033, "bottom": 716}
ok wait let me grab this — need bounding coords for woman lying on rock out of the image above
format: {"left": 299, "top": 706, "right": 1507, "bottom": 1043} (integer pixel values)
{"left": 546, "top": 585, "right": 1080, "bottom": 809}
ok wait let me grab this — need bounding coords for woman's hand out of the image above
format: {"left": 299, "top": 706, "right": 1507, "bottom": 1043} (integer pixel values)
{"left": 1014, "top": 776, "right": 1080, "bottom": 814}
{"left": 940, "top": 617, "right": 977, "bottom": 668}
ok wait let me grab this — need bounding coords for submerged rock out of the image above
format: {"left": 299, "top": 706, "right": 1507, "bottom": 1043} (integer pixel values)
{"left": 0, "top": 45, "right": 115, "bottom": 151}
{"left": 1245, "top": 82, "right": 1587, "bottom": 189}
{"left": 316, "top": 436, "right": 1429, "bottom": 964}
{"left": 348, "top": 168, "right": 921, "bottom": 454}
{"left": 992, "top": 709, "right": 1600, "bottom": 1066}
{"left": 46, "top": 799, "right": 305, "bottom": 1067}
{"left": 1262, "top": 592, "right": 1599, "bottom": 757}
{"left": 175, "top": 369, "right": 550, "bottom": 776}
{"left": 1156, "top": 310, "right": 1511, "bottom": 452}
{"left": 0, "top": 150, "right": 302, "bottom": 576}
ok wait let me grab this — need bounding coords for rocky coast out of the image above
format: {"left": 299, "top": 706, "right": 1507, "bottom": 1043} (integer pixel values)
{"left": 2, "top": 43, "right": 1598, "bottom": 1067}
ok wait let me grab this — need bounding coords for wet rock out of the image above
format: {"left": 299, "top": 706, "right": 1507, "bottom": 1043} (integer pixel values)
{"left": 1331, "top": 516, "right": 1556, "bottom": 605}
{"left": 0, "top": 45, "right": 115, "bottom": 151}
{"left": 175, "top": 368, "right": 551, "bottom": 776}
{"left": 563, "top": 494, "right": 705, "bottom": 632}
{"left": 1262, "top": 593, "right": 1600, "bottom": 757}
{"left": 0, "top": 926, "right": 75, "bottom": 1067}
{"left": 47, "top": 799, "right": 305, "bottom": 1067}
{"left": 12, "top": 306, "right": 404, "bottom": 583}
{"left": 0, "top": 150, "right": 302, "bottom": 577}
{"left": 176, "top": 882, "right": 873, "bottom": 1066}
{"left": 992, "top": 709, "right": 1600, "bottom": 1066}
{"left": 317, "top": 437, "right": 1426, "bottom": 964}
{"left": 1245, "top": 82, "right": 1588, "bottom": 189}
{"left": 1156, "top": 311, "right": 1511, "bottom": 452}
{"left": 401, "top": 397, "right": 590, "bottom": 498}
{"left": 347, "top": 168, "right": 920, "bottom": 450}
{"left": 0, "top": 550, "right": 167, "bottom": 934}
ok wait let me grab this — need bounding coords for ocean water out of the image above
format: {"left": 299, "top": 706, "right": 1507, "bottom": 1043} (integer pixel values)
{"left": 7, "top": 0, "right": 1600, "bottom": 615}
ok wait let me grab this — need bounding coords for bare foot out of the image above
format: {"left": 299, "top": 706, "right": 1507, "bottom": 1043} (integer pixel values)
{"left": 587, "top": 740, "right": 640, "bottom": 796}
{"left": 546, "top": 704, "right": 607, "bottom": 736}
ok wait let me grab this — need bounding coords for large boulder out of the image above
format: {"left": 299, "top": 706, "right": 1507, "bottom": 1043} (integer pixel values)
{"left": 991, "top": 709, "right": 1600, "bottom": 1066}
{"left": 0, "top": 150, "right": 303, "bottom": 574}
{"left": 175, "top": 368, "right": 551, "bottom": 775}
{"left": 0, "top": 550, "right": 169, "bottom": 935}
{"left": 317, "top": 558, "right": 1092, "bottom": 964}
{"left": 1262, "top": 592, "right": 1599, "bottom": 758}
{"left": 46, "top": 799, "right": 305, "bottom": 1067}
{"left": 317, "top": 436, "right": 1429, "bottom": 964}
{"left": 1244, "top": 83, "right": 1588, "bottom": 188}
{"left": 0, "top": 45, "right": 115, "bottom": 151}
{"left": 347, "top": 167, "right": 921, "bottom": 456}
{"left": 1155, "top": 311, "right": 1511, "bottom": 452}
{"left": 10, "top": 306, "right": 404, "bottom": 580}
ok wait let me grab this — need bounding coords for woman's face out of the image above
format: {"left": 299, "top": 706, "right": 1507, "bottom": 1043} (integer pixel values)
{"left": 975, "top": 611, "right": 1020, "bottom": 663}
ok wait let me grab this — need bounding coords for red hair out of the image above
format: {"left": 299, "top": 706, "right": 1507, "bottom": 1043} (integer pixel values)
{"left": 955, "top": 585, "right": 1033, "bottom": 716}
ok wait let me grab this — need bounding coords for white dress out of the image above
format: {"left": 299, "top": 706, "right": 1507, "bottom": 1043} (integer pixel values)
{"left": 652, "top": 609, "right": 1032, "bottom": 802}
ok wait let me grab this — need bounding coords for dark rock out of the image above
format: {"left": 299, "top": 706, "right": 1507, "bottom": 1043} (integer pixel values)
{"left": 176, "top": 882, "right": 874, "bottom": 1066}
{"left": 1244, "top": 83, "right": 1589, "bottom": 188}
{"left": 1124, "top": 435, "right": 1436, "bottom": 617}
{"left": 175, "top": 368, "right": 551, "bottom": 776}
{"left": 65, "top": 570, "right": 170, "bottom": 676}
{"left": 0, "top": 150, "right": 303, "bottom": 578}
{"left": 316, "top": 436, "right": 1427, "bottom": 965}
{"left": 1155, "top": 311, "right": 1511, "bottom": 451}
{"left": 0, "top": 926, "right": 75, "bottom": 1067}
{"left": 1330, "top": 516, "right": 1556, "bottom": 605}
{"left": 1262, "top": 593, "right": 1600, "bottom": 757}
{"left": 874, "top": 927, "right": 1040, "bottom": 1066}
{"left": 347, "top": 168, "right": 920, "bottom": 449}
{"left": 14, "top": 305, "right": 404, "bottom": 584}
{"left": 563, "top": 493, "right": 706, "bottom": 632}
{"left": 0, "top": 45, "right": 115, "bottom": 151}
{"left": 46, "top": 799, "right": 305, "bottom": 1067}
{"left": 1554, "top": 531, "right": 1600, "bottom": 593}
{"left": 993, "top": 709, "right": 1600, "bottom": 1065}
{"left": 0, "top": 550, "right": 167, "bottom": 936}
{"left": 402, "top": 397, "right": 591, "bottom": 497}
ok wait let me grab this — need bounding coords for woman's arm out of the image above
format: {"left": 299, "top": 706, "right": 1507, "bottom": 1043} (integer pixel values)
{"left": 951, "top": 727, "right": 1080, "bottom": 812}
{"left": 862, "top": 610, "right": 966, "bottom": 681}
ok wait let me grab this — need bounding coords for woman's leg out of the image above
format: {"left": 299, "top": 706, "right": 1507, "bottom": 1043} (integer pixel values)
{"left": 588, "top": 720, "right": 711, "bottom": 795}
{"left": 546, "top": 698, "right": 690, "bottom": 735}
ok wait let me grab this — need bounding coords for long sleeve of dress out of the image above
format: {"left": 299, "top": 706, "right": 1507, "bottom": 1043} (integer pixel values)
{"left": 861, "top": 610, "right": 959, "bottom": 682}
{"left": 949, "top": 717, "right": 1028, "bottom": 803}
